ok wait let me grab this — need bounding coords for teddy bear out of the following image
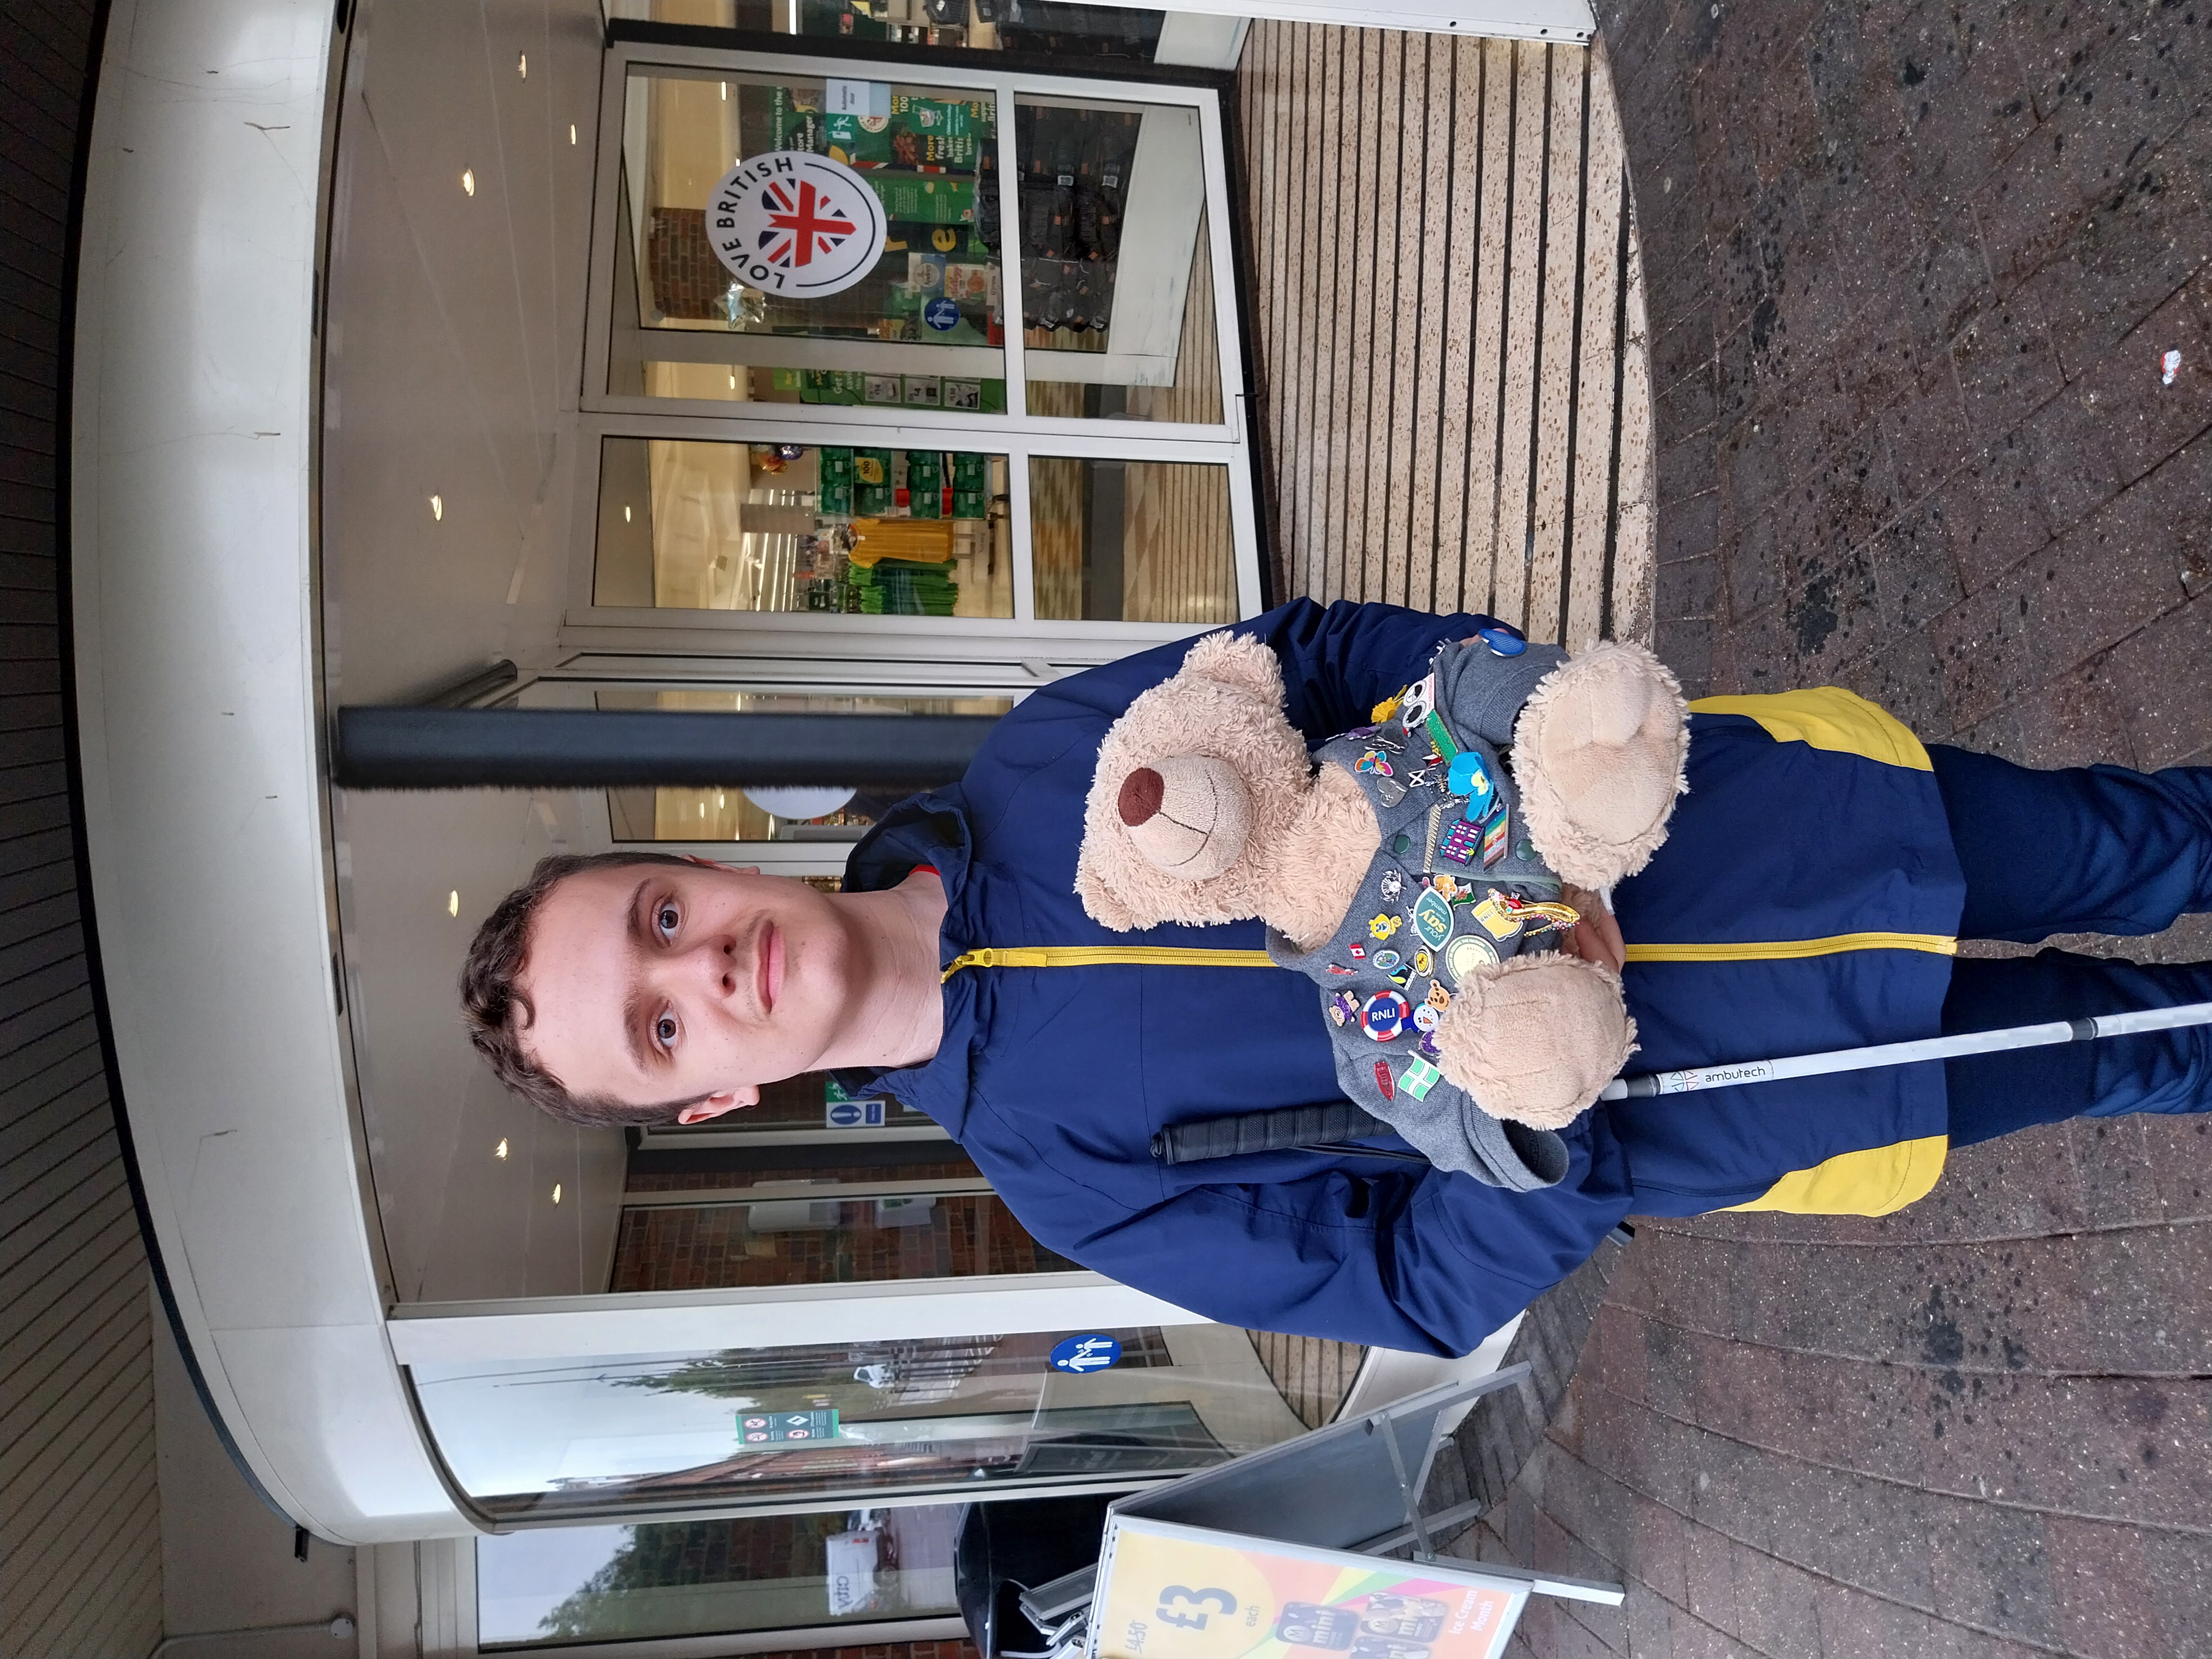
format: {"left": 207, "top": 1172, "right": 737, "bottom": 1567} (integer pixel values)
{"left": 1073, "top": 626, "right": 1690, "bottom": 1187}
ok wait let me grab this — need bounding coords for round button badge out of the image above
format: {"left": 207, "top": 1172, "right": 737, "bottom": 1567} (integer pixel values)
{"left": 705, "top": 151, "right": 888, "bottom": 299}
{"left": 1361, "top": 990, "right": 1412, "bottom": 1041}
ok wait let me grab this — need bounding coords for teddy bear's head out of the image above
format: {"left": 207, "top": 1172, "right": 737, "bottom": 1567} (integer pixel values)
{"left": 1075, "top": 632, "right": 1317, "bottom": 931}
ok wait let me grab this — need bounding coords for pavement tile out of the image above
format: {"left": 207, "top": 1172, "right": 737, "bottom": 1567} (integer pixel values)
{"left": 2063, "top": 1111, "right": 2160, "bottom": 1228}
{"left": 2096, "top": 589, "right": 2212, "bottom": 767}
{"left": 1970, "top": 122, "right": 2094, "bottom": 295}
{"left": 1651, "top": 615, "right": 1714, "bottom": 695}
{"left": 1659, "top": 430, "right": 1721, "bottom": 506}
{"left": 2147, "top": 1116, "right": 2212, "bottom": 1219}
{"left": 2046, "top": 1512, "right": 2212, "bottom": 1659}
{"left": 1885, "top": 361, "right": 1973, "bottom": 511}
{"left": 1722, "top": 1539, "right": 1825, "bottom": 1657}
{"left": 2007, "top": 480, "right": 2194, "bottom": 678}
{"left": 1658, "top": 493, "right": 1721, "bottom": 569}
{"left": 1835, "top": 618, "right": 1953, "bottom": 738}
{"left": 2016, "top": 158, "right": 2212, "bottom": 383}
{"left": 1949, "top": 650, "right": 2136, "bottom": 768}
{"left": 2077, "top": 291, "right": 2212, "bottom": 487}
{"left": 1949, "top": 285, "right": 2067, "bottom": 440}
{"left": 1926, "top": 1499, "right": 2062, "bottom": 1648}
{"left": 1718, "top": 412, "right": 1790, "bottom": 523}
{"left": 1901, "top": 204, "right": 1996, "bottom": 352}
{"left": 1680, "top": 1516, "right": 1737, "bottom": 1631}
{"left": 1653, "top": 299, "right": 1720, "bottom": 400}
{"left": 1931, "top": 575, "right": 2036, "bottom": 728}
{"left": 1935, "top": 429, "right": 2055, "bottom": 593}
{"left": 1894, "top": 7, "right": 2041, "bottom": 211}
{"left": 2067, "top": 1223, "right": 2212, "bottom": 1378}
{"left": 1867, "top": 492, "right": 1964, "bottom": 632}
{"left": 1621, "top": 1582, "right": 1676, "bottom": 1659}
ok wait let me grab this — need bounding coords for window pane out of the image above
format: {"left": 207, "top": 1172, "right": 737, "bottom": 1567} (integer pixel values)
{"left": 594, "top": 438, "right": 1013, "bottom": 617}
{"left": 414, "top": 1329, "right": 1245, "bottom": 1520}
{"left": 1017, "top": 100, "right": 1223, "bottom": 425}
{"left": 612, "top": 1192, "right": 1077, "bottom": 1290}
{"left": 594, "top": 689, "right": 1015, "bottom": 841}
{"left": 476, "top": 1504, "right": 962, "bottom": 1648}
{"left": 1029, "top": 457, "right": 1236, "bottom": 622}
{"left": 613, "top": 69, "right": 1006, "bottom": 398}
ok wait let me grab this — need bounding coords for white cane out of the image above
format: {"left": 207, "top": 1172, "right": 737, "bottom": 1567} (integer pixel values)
{"left": 1600, "top": 1001, "right": 2212, "bottom": 1101}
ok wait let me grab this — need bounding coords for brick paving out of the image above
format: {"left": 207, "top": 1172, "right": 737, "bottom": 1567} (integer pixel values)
{"left": 1426, "top": 1, "right": 2212, "bottom": 1653}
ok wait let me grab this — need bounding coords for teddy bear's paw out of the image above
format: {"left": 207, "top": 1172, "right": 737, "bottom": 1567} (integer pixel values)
{"left": 1114, "top": 753, "right": 1255, "bottom": 882}
{"left": 1433, "top": 953, "right": 1637, "bottom": 1129}
{"left": 1510, "top": 641, "right": 1689, "bottom": 890}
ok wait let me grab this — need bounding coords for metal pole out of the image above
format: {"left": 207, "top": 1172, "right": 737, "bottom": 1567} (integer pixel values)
{"left": 330, "top": 707, "right": 1000, "bottom": 790}
{"left": 1602, "top": 1000, "right": 2212, "bottom": 1101}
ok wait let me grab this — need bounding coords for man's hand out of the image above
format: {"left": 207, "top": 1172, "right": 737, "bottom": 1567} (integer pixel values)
{"left": 1557, "top": 883, "right": 1625, "bottom": 974}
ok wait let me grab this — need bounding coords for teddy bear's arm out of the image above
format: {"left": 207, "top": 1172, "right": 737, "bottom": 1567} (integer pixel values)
{"left": 1428, "top": 637, "right": 1570, "bottom": 751}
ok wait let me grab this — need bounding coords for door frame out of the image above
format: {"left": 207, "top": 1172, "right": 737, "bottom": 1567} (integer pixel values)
{"left": 567, "top": 36, "right": 1264, "bottom": 645}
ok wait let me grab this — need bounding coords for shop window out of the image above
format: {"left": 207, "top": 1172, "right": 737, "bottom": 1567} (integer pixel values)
{"left": 476, "top": 1504, "right": 962, "bottom": 1647}
{"left": 1029, "top": 456, "right": 1236, "bottom": 622}
{"left": 612, "top": 69, "right": 1007, "bottom": 401}
{"left": 1017, "top": 100, "right": 1223, "bottom": 426}
{"left": 610, "top": 1192, "right": 1078, "bottom": 1291}
{"left": 414, "top": 1329, "right": 1221, "bottom": 1521}
{"left": 593, "top": 438, "right": 1013, "bottom": 616}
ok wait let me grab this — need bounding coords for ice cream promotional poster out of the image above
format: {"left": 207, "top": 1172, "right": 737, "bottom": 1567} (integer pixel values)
{"left": 1089, "top": 1517, "right": 1528, "bottom": 1659}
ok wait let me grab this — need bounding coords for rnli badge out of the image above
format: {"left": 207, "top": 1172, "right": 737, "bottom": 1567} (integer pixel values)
{"left": 1361, "top": 991, "right": 1412, "bottom": 1041}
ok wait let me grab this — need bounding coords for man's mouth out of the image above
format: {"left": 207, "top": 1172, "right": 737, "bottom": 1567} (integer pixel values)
{"left": 758, "top": 922, "right": 781, "bottom": 1015}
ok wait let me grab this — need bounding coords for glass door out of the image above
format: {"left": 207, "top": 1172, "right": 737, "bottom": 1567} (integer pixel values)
{"left": 573, "top": 40, "right": 1262, "bottom": 648}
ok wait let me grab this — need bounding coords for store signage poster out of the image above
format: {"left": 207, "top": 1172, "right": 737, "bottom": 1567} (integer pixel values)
{"left": 1089, "top": 1516, "right": 1527, "bottom": 1659}
{"left": 707, "top": 151, "right": 887, "bottom": 298}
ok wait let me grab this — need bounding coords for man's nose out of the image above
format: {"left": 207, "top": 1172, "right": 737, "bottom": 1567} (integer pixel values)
{"left": 672, "top": 933, "right": 738, "bottom": 999}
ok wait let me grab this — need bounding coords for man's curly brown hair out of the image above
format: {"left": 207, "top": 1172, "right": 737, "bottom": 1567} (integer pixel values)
{"left": 458, "top": 851, "right": 716, "bottom": 1129}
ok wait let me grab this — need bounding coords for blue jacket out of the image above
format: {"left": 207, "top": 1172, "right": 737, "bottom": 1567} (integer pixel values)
{"left": 841, "top": 601, "right": 1965, "bottom": 1355}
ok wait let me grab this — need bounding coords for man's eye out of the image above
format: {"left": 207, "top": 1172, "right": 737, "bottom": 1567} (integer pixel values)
{"left": 655, "top": 903, "right": 679, "bottom": 940}
{"left": 654, "top": 1013, "right": 678, "bottom": 1048}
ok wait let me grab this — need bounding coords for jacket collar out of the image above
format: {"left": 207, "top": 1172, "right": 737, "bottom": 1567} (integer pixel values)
{"left": 832, "top": 790, "right": 976, "bottom": 1133}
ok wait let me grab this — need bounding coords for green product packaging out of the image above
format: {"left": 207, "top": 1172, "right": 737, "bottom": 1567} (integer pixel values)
{"left": 950, "top": 451, "right": 989, "bottom": 519}
{"left": 980, "top": 378, "right": 1007, "bottom": 414}
{"left": 825, "top": 111, "right": 892, "bottom": 168}
{"left": 867, "top": 171, "right": 975, "bottom": 224}
{"left": 770, "top": 366, "right": 805, "bottom": 394}
{"left": 801, "top": 370, "right": 864, "bottom": 405}
{"left": 905, "top": 449, "right": 944, "bottom": 517}
{"left": 816, "top": 447, "right": 855, "bottom": 516}
{"left": 853, "top": 448, "right": 896, "bottom": 516}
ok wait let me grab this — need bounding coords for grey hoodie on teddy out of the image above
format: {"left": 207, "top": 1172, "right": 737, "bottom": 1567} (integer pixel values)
{"left": 1263, "top": 632, "right": 1580, "bottom": 1191}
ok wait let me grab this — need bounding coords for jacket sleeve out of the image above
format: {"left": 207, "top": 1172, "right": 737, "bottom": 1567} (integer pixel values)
{"left": 1050, "top": 1147, "right": 1635, "bottom": 1357}
{"left": 1231, "top": 599, "right": 1504, "bottom": 744}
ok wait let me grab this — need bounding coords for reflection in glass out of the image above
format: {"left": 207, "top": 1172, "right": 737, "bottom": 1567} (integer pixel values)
{"left": 594, "top": 439, "right": 1012, "bottom": 616}
{"left": 611, "top": 1192, "right": 1077, "bottom": 1291}
{"left": 1030, "top": 457, "right": 1236, "bottom": 622}
{"left": 476, "top": 1504, "right": 962, "bottom": 1648}
{"left": 413, "top": 1329, "right": 1240, "bottom": 1519}
{"left": 613, "top": 70, "right": 1006, "bottom": 397}
{"left": 1018, "top": 100, "right": 1223, "bottom": 425}
{"left": 594, "top": 689, "right": 1014, "bottom": 840}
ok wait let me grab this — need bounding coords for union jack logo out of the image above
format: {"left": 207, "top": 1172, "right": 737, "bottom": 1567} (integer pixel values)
{"left": 757, "top": 178, "right": 857, "bottom": 268}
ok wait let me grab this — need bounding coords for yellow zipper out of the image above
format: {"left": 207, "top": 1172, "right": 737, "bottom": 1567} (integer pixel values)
{"left": 1625, "top": 930, "right": 1956, "bottom": 963}
{"left": 943, "top": 945, "right": 1279, "bottom": 982}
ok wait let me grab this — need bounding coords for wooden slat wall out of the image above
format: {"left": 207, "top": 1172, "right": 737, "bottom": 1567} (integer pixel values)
{"left": 1230, "top": 23, "right": 1652, "bottom": 1411}
{"left": 0, "top": 3, "right": 166, "bottom": 1656}
{"left": 1239, "top": 27, "right": 1656, "bottom": 651}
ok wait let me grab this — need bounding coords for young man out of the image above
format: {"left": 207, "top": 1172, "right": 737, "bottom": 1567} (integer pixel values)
{"left": 461, "top": 600, "right": 2212, "bottom": 1356}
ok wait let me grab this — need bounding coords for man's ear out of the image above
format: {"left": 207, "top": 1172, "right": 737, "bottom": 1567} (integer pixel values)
{"left": 676, "top": 1086, "right": 757, "bottom": 1126}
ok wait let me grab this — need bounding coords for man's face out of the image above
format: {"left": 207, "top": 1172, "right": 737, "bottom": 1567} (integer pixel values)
{"left": 516, "top": 863, "right": 853, "bottom": 1121}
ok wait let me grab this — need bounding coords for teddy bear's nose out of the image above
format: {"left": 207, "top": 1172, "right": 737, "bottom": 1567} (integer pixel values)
{"left": 1118, "top": 767, "right": 1164, "bottom": 826}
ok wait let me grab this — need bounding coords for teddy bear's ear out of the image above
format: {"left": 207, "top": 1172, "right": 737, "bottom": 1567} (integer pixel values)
{"left": 1179, "top": 632, "right": 1285, "bottom": 706}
